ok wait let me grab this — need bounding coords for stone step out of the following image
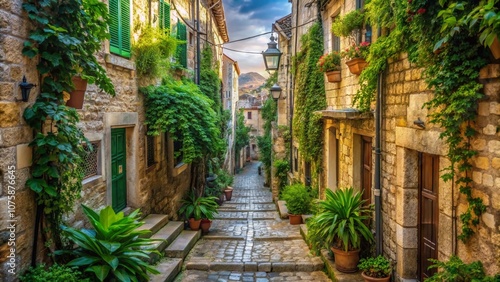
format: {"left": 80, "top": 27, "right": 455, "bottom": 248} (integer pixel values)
{"left": 277, "top": 200, "right": 289, "bottom": 219}
{"left": 164, "top": 230, "right": 201, "bottom": 259}
{"left": 149, "top": 258, "right": 182, "bottom": 282}
{"left": 185, "top": 260, "right": 324, "bottom": 272}
{"left": 138, "top": 214, "right": 169, "bottom": 237}
{"left": 148, "top": 221, "right": 184, "bottom": 263}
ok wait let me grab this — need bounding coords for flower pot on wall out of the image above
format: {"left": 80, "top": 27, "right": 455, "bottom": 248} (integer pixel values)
{"left": 489, "top": 36, "right": 500, "bottom": 59}
{"left": 66, "top": 76, "right": 88, "bottom": 109}
{"left": 330, "top": 247, "right": 360, "bottom": 273}
{"left": 325, "top": 70, "right": 341, "bottom": 82}
{"left": 345, "top": 58, "right": 368, "bottom": 75}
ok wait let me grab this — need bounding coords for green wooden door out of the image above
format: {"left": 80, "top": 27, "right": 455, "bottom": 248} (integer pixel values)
{"left": 111, "top": 128, "right": 127, "bottom": 211}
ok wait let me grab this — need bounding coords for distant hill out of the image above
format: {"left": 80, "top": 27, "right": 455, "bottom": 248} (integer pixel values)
{"left": 239, "top": 72, "right": 266, "bottom": 93}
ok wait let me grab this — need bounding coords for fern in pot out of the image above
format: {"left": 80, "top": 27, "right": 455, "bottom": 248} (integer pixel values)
{"left": 281, "top": 183, "right": 311, "bottom": 225}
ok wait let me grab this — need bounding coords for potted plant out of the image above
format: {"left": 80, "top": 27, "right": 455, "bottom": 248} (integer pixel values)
{"left": 179, "top": 191, "right": 218, "bottom": 231}
{"left": 341, "top": 41, "right": 370, "bottom": 75}
{"left": 64, "top": 75, "right": 88, "bottom": 109}
{"left": 317, "top": 52, "right": 342, "bottom": 82}
{"left": 307, "top": 188, "right": 373, "bottom": 273}
{"left": 358, "top": 255, "right": 392, "bottom": 282}
{"left": 198, "top": 196, "right": 219, "bottom": 234}
{"left": 281, "top": 183, "right": 311, "bottom": 225}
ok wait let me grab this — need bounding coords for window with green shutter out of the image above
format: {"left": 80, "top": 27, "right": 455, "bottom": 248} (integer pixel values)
{"left": 159, "top": 0, "right": 170, "bottom": 31}
{"left": 109, "top": 0, "right": 131, "bottom": 58}
{"left": 176, "top": 21, "right": 187, "bottom": 68}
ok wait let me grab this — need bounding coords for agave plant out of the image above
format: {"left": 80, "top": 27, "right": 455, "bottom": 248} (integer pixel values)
{"left": 308, "top": 188, "right": 373, "bottom": 252}
{"left": 57, "top": 205, "right": 160, "bottom": 282}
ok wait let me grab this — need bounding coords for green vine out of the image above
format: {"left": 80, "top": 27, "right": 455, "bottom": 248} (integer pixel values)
{"left": 357, "top": 0, "right": 490, "bottom": 241}
{"left": 22, "top": 0, "right": 115, "bottom": 248}
{"left": 292, "top": 21, "right": 327, "bottom": 168}
{"left": 258, "top": 96, "right": 277, "bottom": 183}
{"left": 235, "top": 110, "right": 251, "bottom": 155}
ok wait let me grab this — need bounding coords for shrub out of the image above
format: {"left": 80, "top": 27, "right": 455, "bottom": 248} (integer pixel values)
{"left": 57, "top": 205, "right": 160, "bottom": 282}
{"left": 281, "top": 183, "right": 311, "bottom": 215}
{"left": 20, "top": 264, "right": 86, "bottom": 282}
{"left": 358, "top": 255, "right": 392, "bottom": 278}
{"left": 427, "top": 255, "right": 500, "bottom": 282}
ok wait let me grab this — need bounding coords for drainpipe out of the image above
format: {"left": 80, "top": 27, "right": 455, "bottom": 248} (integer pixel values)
{"left": 196, "top": 0, "right": 200, "bottom": 84}
{"left": 375, "top": 70, "right": 383, "bottom": 256}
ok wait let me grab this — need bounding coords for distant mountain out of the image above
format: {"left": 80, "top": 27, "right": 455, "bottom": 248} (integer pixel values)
{"left": 238, "top": 72, "right": 266, "bottom": 92}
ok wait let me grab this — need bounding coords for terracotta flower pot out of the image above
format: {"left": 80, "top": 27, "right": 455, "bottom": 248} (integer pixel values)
{"left": 325, "top": 70, "right": 341, "bottom": 82}
{"left": 345, "top": 58, "right": 368, "bottom": 75}
{"left": 66, "top": 76, "right": 88, "bottom": 109}
{"left": 288, "top": 214, "right": 302, "bottom": 225}
{"left": 188, "top": 218, "right": 201, "bottom": 231}
{"left": 361, "top": 272, "right": 390, "bottom": 282}
{"left": 489, "top": 36, "right": 500, "bottom": 59}
{"left": 330, "top": 247, "right": 360, "bottom": 273}
{"left": 200, "top": 219, "right": 212, "bottom": 234}
{"left": 224, "top": 189, "right": 233, "bottom": 201}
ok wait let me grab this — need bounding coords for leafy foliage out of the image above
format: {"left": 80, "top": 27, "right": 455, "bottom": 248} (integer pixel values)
{"left": 142, "top": 80, "right": 224, "bottom": 163}
{"left": 358, "top": 255, "right": 392, "bottom": 278}
{"left": 273, "top": 159, "right": 290, "bottom": 194}
{"left": 292, "top": 22, "right": 327, "bottom": 168}
{"left": 331, "top": 10, "right": 365, "bottom": 41}
{"left": 57, "top": 205, "right": 159, "bottom": 282}
{"left": 179, "top": 190, "right": 219, "bottom": 220}
{"left": 317, "top": 52, "right": 342, "bottom": 72}
{"left": 22, "top": 0, "right": 115, "bottom": 248}
{"left": 281, "top": 183, "right": 311, "bottom": 215}
{"left": 427, "top": 255, "right": 500, "bottom": 282}
{"left": 133, "top": 25, "right": 178, "bottom": 78}
{"left": 20, "top": 264, "right": 86, "bottom": 282}
{"left": 235, "top": 110, "right": 251, "bottom": 154}
{"left": 258, "top": 96, "right": 277, "bottom": 182}
{"left": 307, "top": 188, "right": 373, "bottom": 252}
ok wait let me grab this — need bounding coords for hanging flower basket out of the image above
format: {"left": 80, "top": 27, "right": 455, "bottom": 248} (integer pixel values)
{"left": 345, "top": 58, "right": 368, "bottom": 75}
{"left": 325, "top": 70, "right": 341, "bottom": 82}
{"left": 489, "top": 36, "right": 500, "bottom": 59}
{"left": 65, "top": 76, "right": 88, "bottom": 109}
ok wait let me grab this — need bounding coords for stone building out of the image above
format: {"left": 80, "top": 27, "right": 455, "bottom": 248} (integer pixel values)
{"left": 222, "top": 54, "right": 240, "bottom": 174}
{"left": 0, "top": 0, "right": 229, "bottom": 279}
{"left": 276, "top": 0, "right": 500, "bottom": 281}
{"left": 238, "top": 94, "right": 264, "bottom": 160}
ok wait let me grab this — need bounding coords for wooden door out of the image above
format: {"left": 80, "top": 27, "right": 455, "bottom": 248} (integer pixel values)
{"left": 361, "top": 136, "right": 372, "bottom": 205}
{"left": 419, "top": 153, "right": 439, "bottom": 280}
{"left": 111, "top": 128, "right": 127, "bottom": 211}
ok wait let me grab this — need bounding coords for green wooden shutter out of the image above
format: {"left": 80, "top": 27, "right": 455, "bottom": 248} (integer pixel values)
{"left": 109, "top": 0, "right": 131, "bottom": 58}
{"left": 176, "top": 22, "right": 187, "bottom": 68}
{"left": 159, "top": 0, "right": 170, "bottom": 31}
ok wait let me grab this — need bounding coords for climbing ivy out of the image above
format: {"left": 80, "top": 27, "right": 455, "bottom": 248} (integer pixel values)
{"left": 258, "top": 96, "right": 277, "bottom": 183}
{"left": 292, "top": 22, "right": 327, "bottom": 167}
{"left": 22, "top": 0, "right": 115, "bottom": 248}
{"left": 357, "top": 0, "right": 490, "bottom": 241}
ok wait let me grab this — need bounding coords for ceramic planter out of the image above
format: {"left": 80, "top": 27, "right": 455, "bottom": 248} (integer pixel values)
{"left": 330, "top": 247, "right": 360, "bottom": 273}
{"left": 200, "top": 219, "right": 212, "bottom": 234}
{"left": 66, "top": 76, "right": 88, "bottom": 109}
{"left": 188, "top": 218, "right": 201, "bottom": 231}
{"left": 361, "top": 272, "right": 390, "bottom": 282}
{"left": 224, "top": 189, "right": 233, "bottom": 201}
{"left": 345, "top": 58, "right": 368, "bottom": 75}
{"left": 325, "top": 70, "right": 341, "bottom": 82}
{"left": 288, "top": 214, "right": 302, "bottom": 225}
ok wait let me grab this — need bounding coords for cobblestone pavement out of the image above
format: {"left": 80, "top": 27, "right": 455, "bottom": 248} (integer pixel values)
{"left": 178, "top": 162, "right": 331, "bottom": 281}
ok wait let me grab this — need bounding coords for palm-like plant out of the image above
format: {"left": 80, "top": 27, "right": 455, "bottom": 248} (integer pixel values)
{"left": 308, "top": 188, "right": 373, "bottom": 252}
{"left": 179, "top": 190, "right": 219, "bottom": 220}
{"left": 57, "top": 205, "right": 160, "bottom": 282}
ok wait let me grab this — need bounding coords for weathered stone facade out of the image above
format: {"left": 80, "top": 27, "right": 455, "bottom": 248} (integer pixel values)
{"left": 0, "top": 0, "right": 229, "bottom": 280}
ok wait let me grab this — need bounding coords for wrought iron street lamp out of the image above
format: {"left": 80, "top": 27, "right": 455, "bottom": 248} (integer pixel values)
{"left": 270, "top": 83, "right": 282, "bottom": 101}
{"left": 262, "top": 34, "right": 282, "bottom": 71}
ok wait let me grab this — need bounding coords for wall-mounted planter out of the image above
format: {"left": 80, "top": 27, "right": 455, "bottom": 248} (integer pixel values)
{"left": 489, "top": 36, "right": 500, "bottom": 59}
{"left": 345, "top": 58, "right": 368, "bottom": 75}
{"left": 325, "top": 70, "right": 341, "bottom": 82}
{"left": 66, "top": 76, "right": 88, "bottom": 109}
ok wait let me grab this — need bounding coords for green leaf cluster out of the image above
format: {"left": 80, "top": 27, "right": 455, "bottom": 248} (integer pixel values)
{"left": 235, "top": 110, "right": 251, "bottom": 153}
{"left": 179, "top": 190, "right": 219, "bottom": 220}
{"left": 142, "top": 80, "right": 224, "bottom": 164}
{"left": 427, "top": 255, "right": 500, "bottom": 282}
{"left": 57, "top": 205, "right": 160, "bottom": 282}
{"left": 273, "top": 159, "right": 290, "bottom": 194}
{"left": 331, "top": 10, "right": 365, "bottom": 40}
{"left": 292, "top": 22, "right": 327, "bottom": 167}
{"left": 281, "top": 183, "right": 311, "bottom": 215}
{"left": 20, "top": 264, "right": 86, "bottom": 282}
{"left": 358, "top": 255, "right": 392, "bottom": 278}
{"left": 307, "top": 188, "right": 373, "bottom": 253}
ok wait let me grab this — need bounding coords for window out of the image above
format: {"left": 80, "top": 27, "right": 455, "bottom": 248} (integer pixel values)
{"left": 189, "top": 32, "right": 194, "bottom": 46}
{"left": 173, "top": 139, "right": 183, "bottom": 166}
{"left": 247, "top": 111, "right": 252, "bottom": 119}
{"left": 109, "top": 0, "right": 131, "bottom": 58}
{"left": 293, "top": 147, "right": 298, "bottom": 172}
{"left": 176, "top": 21, "right": 187, "bottom": 68}
{"left": 146, "top": 135, "right": 156, "bottom": 167}
{"left": 82, "top": 142, "right": 100, "bottom": 179}
{"left": 331, "top": 16, "right": 340, "bottom": 52}
{"left": 159, "top": 0, "right": 170, "bottom": 31}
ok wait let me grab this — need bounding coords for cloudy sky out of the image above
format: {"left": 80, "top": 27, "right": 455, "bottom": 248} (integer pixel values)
{"left": 222, "top": 0, "right": 292, "bottom": 76}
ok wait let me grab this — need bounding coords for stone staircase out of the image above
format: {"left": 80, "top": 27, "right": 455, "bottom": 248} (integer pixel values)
{"left": 137, "top": 214, "right": 201, "bottom": 282}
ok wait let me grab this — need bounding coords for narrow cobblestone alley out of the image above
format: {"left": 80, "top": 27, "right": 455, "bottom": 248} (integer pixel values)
{"left": 178, "top": 162, "right": 331, "bottom": 282}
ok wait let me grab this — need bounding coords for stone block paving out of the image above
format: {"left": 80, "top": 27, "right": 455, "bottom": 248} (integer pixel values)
{"left": 179, "top": 270, "right": 332, "bottom": 282}
{"left": 179, "top": 162, "right": 332, "bottom": 281}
